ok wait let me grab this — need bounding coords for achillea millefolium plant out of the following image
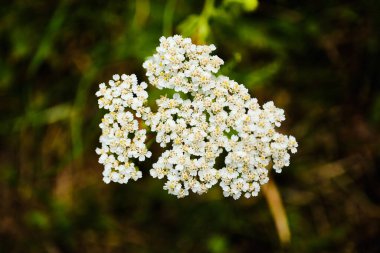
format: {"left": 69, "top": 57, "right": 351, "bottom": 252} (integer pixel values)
{"left": 96, "top": 35, "right": 298, "bottom": 199}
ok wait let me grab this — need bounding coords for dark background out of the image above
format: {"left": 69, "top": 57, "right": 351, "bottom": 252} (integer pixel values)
{"left": 1, "top": 0, "right": 380, "bottom": 252}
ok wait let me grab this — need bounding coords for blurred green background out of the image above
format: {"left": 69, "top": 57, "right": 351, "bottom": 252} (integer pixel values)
{"left": 1, "top": 0, "right": 380, "bottom": 252}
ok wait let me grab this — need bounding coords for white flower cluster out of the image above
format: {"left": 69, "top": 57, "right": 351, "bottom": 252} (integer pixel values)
{"left": 97, "top": 35, "right": 298, "bottom": 199}
{"left": 96, "top": 74, "right": 152, "bottom": 184}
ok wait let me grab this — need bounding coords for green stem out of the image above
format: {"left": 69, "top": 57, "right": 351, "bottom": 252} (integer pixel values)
{"left": 163, "top": 0, "right": 177, "bottom": 36}
{"left": 202, "top": 0, "right": 215, "bottom": 18}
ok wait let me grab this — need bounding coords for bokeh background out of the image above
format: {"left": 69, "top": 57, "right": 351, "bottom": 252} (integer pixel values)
{"left": 1, "top": 0, "right": 380, "bottom": 252}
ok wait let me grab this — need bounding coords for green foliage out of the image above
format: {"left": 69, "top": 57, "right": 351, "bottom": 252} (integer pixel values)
{"left": 208, "top": 234, "right": 228, "bottom": 253}
{"left": 1, "top": 0, "right": 379, "bottom": 252}
{"left": 224, "top": 0, "right": 259, "bottom": 12}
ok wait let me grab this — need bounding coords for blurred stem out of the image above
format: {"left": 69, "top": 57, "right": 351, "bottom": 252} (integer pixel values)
{"left": 132, "top": 0, "right": 150, "bottom": 28}
{"left": 191, "top": 0, "right": 215, "bottom": 44}
{"left": 28, "top": 1, "right": 67, "bottom": 74}
{"left": 202, "top": 0, "right": 215, "bottom": 18}
{"left": 163, "top": 0, "right": 176, "bottom": 36}
{"left": 70, "top": 66, "right": 97, "bottom": 162}
{"left": 262, "top": 179, "right": 291, "bottom": 246}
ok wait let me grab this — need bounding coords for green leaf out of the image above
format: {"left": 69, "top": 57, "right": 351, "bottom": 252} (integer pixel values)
{"left": 223, "top": 0, "right": 259, "bottom": 12}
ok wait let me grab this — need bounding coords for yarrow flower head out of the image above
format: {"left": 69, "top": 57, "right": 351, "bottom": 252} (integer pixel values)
{"left": 96, "top": 35, "right": 298, "bottom": 199}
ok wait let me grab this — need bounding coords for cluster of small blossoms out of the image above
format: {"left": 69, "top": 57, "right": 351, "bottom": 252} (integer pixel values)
{"left": 96, "top": 74, "right": 152, "bottom": 184}
{"left": 97, "top": 35, "right": 298, "bottom": 199}
{"left": 142, "top": 35, "right": 223, "bottom": 93}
